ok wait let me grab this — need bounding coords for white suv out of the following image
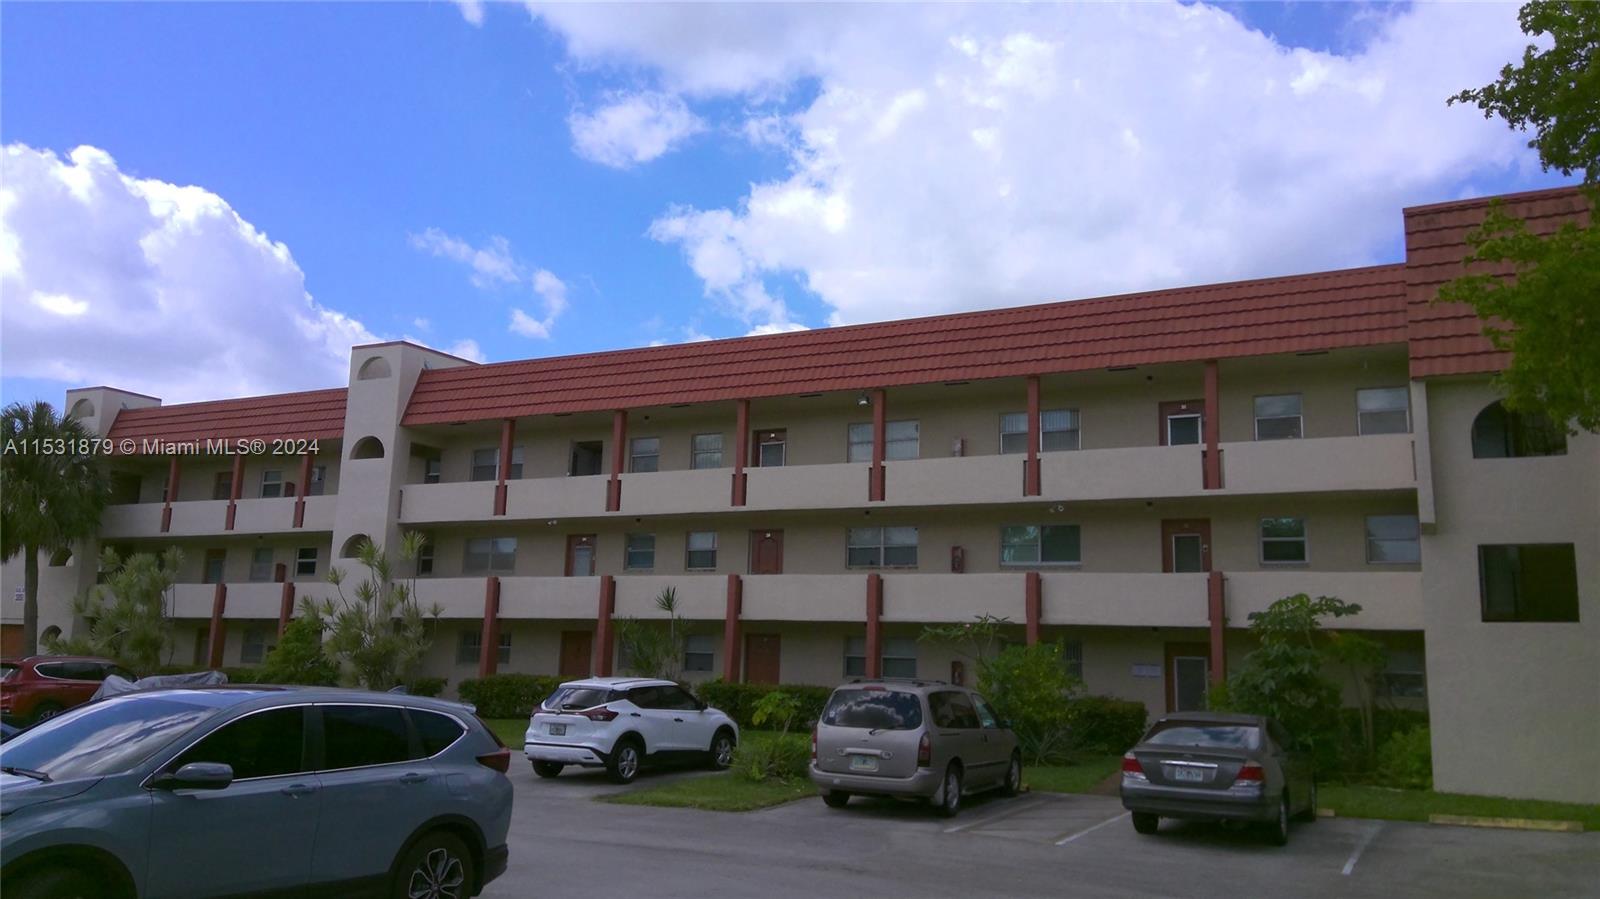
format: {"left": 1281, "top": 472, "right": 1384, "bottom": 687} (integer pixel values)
{"left": 523, "top": 677, "right": 739, "bottom": 784}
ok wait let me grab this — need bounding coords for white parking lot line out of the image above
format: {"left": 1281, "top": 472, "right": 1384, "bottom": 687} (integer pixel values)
{"left": 942, "top": 797, "right": 1043, "bottom": 833}
{"left": 1054, "top": 812, "right": 1130, "bottom": 845}
{"left": 1342, "top": 821, "right": 1384, "bottom": 875}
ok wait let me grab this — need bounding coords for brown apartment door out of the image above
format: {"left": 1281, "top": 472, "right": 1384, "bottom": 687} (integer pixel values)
{"left": 1161, "top": 519, "right": 1212, "bottom": 573}
{"left": 745, "top": 634, "right": 781, "bottom": 684}
{"left": 566, "top": 535, "right": 597, "bottom": 576}
{"left": 559, "top": 631, "right": 593, "bottom": 678}
{"left": 749, "top": 530, "right": 784, "bottom": 574}
{"left": 1158, "top": 399, "right": 1205, "bottom": 446}
{"left": 1165, "top": 642, "right": 1212, "bottom": 713}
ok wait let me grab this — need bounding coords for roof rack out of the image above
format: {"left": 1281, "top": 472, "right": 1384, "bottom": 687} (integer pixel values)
{"left": 846, "top": 677, "right": 949, "bottom": 687}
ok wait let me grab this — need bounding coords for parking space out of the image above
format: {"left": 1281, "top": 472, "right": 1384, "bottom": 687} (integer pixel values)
{"left": 487, "top": 770, "right": 1600, "bottom": 898}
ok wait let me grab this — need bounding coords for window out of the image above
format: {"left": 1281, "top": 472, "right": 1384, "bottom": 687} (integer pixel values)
{"left": 1478, "top": 544, "right": 1579, "bottom": 622}
{"left": 496, "top": 631, "right": 512, "bottom": 664}
{"left": 1254, "top": 394, "right": 1303, "bottom": 440}
{"left": 930, "top": 691, "right": 980, "bottom": 728}
{"left": 463, "top": 537, "right": 516, "bottom": 574}
{"left": 846, "top": 527, "right": 918, "bottom": 568}
{"left": 1357, "top": 387, "right": 1410, "bottom": 435}
{"left": 822, "top": 689, "right": 923, "bottom": 729}
{"left": 240, "top": 627, "right": 270, "bottom": 665}
{"left": 570, "top": 441, "right": 603, "bottom": 476}
{"left": 1379, "top": 650, "right": 1426, "bottom": 699}
{"left": 471, "top": 447, "right": 524, "bottom": 482}
{"left": 691, "top": 433, "right": 723, "bottom": 470}
{"left": 413, "top": 710, "right": 466, "bottom": 757}
{"left": 203, "top": 549, "right": 226, "bottom": 584}
{"left": 1000, "top": 525, "right": 1081, "bottom": 565}
{"left": 1167, "top": 413, "right": 1202, "bottom": 446}
{"left": 1000, "top": 409, "right": 1080, "bottom": 453}
{"left": 1366, "top": 515, "right": 1420, "bottom": 564}
{"left": 320, "top": 705, "right": 410, "bottom": 770}
{"left": 847, "top": 420, "right": 920, "bottom": 462}
{"left": 630, "top": 437, "right": 660, "bottom": 473}
{"left": 843, "top": 636, "right": 866, "bottom": 677}
{"left": 1061, "top": 639, "right": 1084, "bottom": 682}
{"left": 1471, "top": 401, "right": 1567, "bottom": 458}
{"left": 1259, "top": 517, "right": 1308, "bottom": 564}
{"left": 756, "top": 430, "right": 786, "bottom": 467}
{"left": 212, "top": 471, "right": 233, "bottom": 501}
{"left": 686, "top": 532, "right": 718, "bottom": 570}
{"left": 684, "top": 634, "right": 715, "bottom": 673}
{"left": 625, "top": 533, "right": 655, "bottom": 570}
{"left": 416, "top": 538, "right": 434, "bottom": 576}
{"left": 307, "top": 465, "right": 327, "bottom": 496}
{"left": 422, "top": 458, "right": 441, "bottom": 485}
{"left": 295, "top": 547, "right": 318, "bottom": 578}
{"left": 456, "top": 630, "right": 481, "bottom": 665}
{"left": 843, "top": 636, "right": 918, "bottom": 677}
{"left": 172, "top": 707, "right": 306, "bottom": 780}
{"left": 249, "top": 547, "right": 273, "bottom": 582}
{"left": 260, "top": 470, "right": 284, "bottom": 499}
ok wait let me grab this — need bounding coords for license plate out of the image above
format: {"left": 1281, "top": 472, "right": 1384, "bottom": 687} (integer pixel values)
{"left": 849, "top": 755, "right": 879, "bottom": 772}
{"left": 548, "top": 724, "right": 567, "bottom": 737}
{"left": 1170, "top": 767, "right": 1206, "bottom": 783}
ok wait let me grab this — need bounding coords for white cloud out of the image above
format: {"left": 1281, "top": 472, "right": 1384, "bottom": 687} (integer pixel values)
{"left": 408, "top": 228, "right": 522, "bottom": 288}
{"left": 568, "top": 91, "right": 706, "bottom": 168}
{"left": 745, "top": 322, "right": 810, "bottom": 337}
{"left": 454, "top": 0, "right": 485, "bottom": 27}
{"left": 443, "top": 338, "right": 486, "bottom": 362}
{"left": 530, "top": 2, "right": 1543, "bottom": 328}
{"left": 0, "top": 144, "right": 379, "bottom": 402}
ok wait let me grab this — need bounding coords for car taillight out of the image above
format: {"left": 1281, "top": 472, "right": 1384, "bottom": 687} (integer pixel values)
{"left": 916, "top": 732, "right": 932, "bottom": 768}
{"left": 580, "top": 706, "right": 618, "bottom": 722}
{"left": 810, "top": 725, "right": 818, "bottom": 763}
{"left": 476, "top": 747, "right": 511, "bottom": 773}
{"left": 1237, "top": 762, "right": 1265, "bottom": 782}
{"left": 1121, "top": 753, "right": 1144, "bottom": 775}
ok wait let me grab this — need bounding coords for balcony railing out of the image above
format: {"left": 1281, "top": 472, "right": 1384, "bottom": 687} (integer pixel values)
{"left": 742, "top": 574, "right": 867, "bottom": 621}
{"left": 1225, "top": 570, "right": 1422, "bottom": 630}
{"left": 1039, "top": 572, "right": 1211, "bottom": 628}
{"left": 1218, "top": 434, "right": 1415, "bottom": 494}
{"left": 880, "top": 573, "right": 1024, "bottom": 623}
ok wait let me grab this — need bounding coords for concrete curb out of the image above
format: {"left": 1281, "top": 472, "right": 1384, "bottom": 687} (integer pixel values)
{"left": 1428, "top": 814, "right": 1584, "bottom": 833}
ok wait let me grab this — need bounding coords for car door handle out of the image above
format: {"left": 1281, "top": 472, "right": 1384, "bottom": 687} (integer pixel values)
{"left": 399, "top": 772, "right": 429, "bottom": 785}
{"left": 673, "top": 718, "right": 685, "bottom": 723}
{"left": 629, "top": 712, "right": 642, "bottom": 718}
{"left": 279, "top": 783, "right": 317, "bottom": 798}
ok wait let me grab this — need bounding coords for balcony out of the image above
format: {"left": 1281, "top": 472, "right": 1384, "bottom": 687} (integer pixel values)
{"left": 1039, "top": 572, "right": 1211, "bottom": 628}
{"left": 742, "top": 574, "right": 866, "bottom": 622}
{"left": 1039, "top": 445, "right": 1207, "bottom": 502}
{"left": 499, "top": 576, "right": 600, "bottom": 620}
{"left": 400, "top": 482, "right": 497, "bottom": 523}
{"left": 101, "top": 503, "right": 166, "bottom": 539}
{"left": 507, "top": 475, "right": 608, "bottom": 519}
{"left": 167, "top": 500, "right": 231, "bottom": 536}
{"left": 417, "top": 576, "right": 492, "bottom": 618}
{"left": 1224, "top": 570, "right": 1422, "bottom": 630}
{"left": 880, "top": 573, "right": 1025, "bottom": 623}
{"left": 745, "top": 462, "right": 870, "bottom": 511}
{"left": 299, "top": 494, "right": 336, "bottom": 531}
{"left": 884, "top": 455, "right": 1023, "bottom": 507}
{"left": 169, "top": 583, "right": 217, "bottom": 618}
{"left": 618, "top": 468, "right": 730, "bottom": 516}
{"left": 1218, "top": 434, "right": 1415, "bottom": 495}
{"left": 614, "top": 575, "right": 725, "bottom": 620}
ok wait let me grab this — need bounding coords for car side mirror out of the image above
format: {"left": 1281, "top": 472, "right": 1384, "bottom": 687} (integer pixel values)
{"left": 154, "top": 762, "right": 234, "bottom": 791}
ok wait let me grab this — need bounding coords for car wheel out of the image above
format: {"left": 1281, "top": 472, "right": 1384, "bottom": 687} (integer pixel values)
{"left": 1295, "top": 780, "right": 1318, "bottom": 823}
{"left": 1266, "top": 793, "right": 1290, "bottom": 846}
{"left": 531, "top": 761, "right": 565, "bottom": 779}
{"left": 608, "top": 737, "right": 642, "bottom": 784}
{"left": 1131, "top": 812, "right": 1159, "bottom": 835}
{"left": 1001, "top": 753, "right": 1022, "bottom": 796}
{"left": 822, "top": 790, "right": 851, "bottom": 808}
{"left": 8, "top": 867, "right": 102, "bottom": 899}
{"left": 393, "top": 830, "right": 474, "bottom": 899}
{"left": 936, "top": 763, "right": 963, "bottom": 818}
{"left": 708, "top": 728, "right": 736, "bottom": 770}
{"left": 31, "top": 702, "right": 63, "bottom": 725}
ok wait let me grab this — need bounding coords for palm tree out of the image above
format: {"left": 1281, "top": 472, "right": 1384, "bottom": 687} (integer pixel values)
{"left": 1, "top": 401, "right": 111, "bottom": 655}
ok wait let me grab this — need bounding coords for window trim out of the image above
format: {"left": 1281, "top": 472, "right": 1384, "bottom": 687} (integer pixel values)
{"left": 999, "top": 524, "right": 1082, "bottom": 568}
{"left": 1356, "top": 386, "right": 1411, "bottom": 436}
{"left": 685, "top": 531, "right": 719, "bottom": 571}
{"left": 259, "top": 469, "right": 284, "bottom": 499}
{"left": 1258, "top": 517, "right": 1309, "bottom": 566}
{"left": 1253, "top": 393, "right": 1305, "bottom": 441}
{"left": 1364, "top": 514, "right": 1420, "bottom": 565}
{"left": 624, "top": 533, "right": 656, "bottom": 571}
{"left": 1477, "top": 543, "right": 1581, "bottom": 623}
{"left": 690, "top": 433, "right": 724, "bottom": 470}
{"left": 295, "top": 547, "right": 318, "bottom": 578}
{"left": 248, "top": 547, "right": 274, "bottom": 582}
{"left": 463, "top": 537, "right": 516, "bottom": 575}
{"left": 144, "top": 704, "right": 314, "bottom": 787}
{"left": 999, "top": 409, "right": 1081, "bottom": 454}
{"left": 629, "top": 436, "right": 661, "bottom": 473}
{"left": 683, "top": 634, "right": 716, "bottom": 673}
{"left": 845, "top": 526, "right": 919, "bottom": 569}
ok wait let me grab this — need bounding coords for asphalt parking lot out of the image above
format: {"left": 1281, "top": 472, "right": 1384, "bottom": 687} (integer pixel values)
{"left": 485, "top": 765, "right": 1600, "bottom": 898}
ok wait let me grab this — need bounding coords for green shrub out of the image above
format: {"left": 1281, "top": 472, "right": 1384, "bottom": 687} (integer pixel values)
{"left": 1066, "top": 695, "right": 1148, "bottom": 754}
{"left": 694, "top": 680, "right": 832, "bottom": 728}
{"left": 977, "top": 643, "right": 1078, "bottom": 765}
{"left": 220, "top": 667, "right": 262, "bottom": 684}
{"left": 456, "top": 673, "right": 564, "bottom": 718}
{"left": 1376, "top": 726, "right": 1433, "bottom": 789}
{"left": 257, "top": 606, "right": 340, "bottom": 686}
{"left": 733, "top": 732, "right": 810, "bottom": 782}
{"left": 406, "top": 676, "right": 447, "bottom": 698}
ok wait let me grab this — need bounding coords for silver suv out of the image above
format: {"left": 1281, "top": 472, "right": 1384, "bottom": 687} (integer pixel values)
{"left": 809, "top": 679, "right": 1020, "bottom": 817}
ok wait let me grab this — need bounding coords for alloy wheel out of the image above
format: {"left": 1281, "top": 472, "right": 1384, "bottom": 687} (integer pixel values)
{"left": 714, "top": 735, "right": 734, "bottom": 767}
{"left": 407, "top": 847, "right": 465, "bottom": 899}
{"left": 618, "top": 745, "right": 639, "bottom": 780}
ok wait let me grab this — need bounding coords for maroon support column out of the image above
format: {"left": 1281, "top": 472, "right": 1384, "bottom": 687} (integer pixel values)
{"left": 607, "top": 411, "right": 627, "bottom": 512}
{"left": 1207, "top": 571, "right": 1227, "bottom": 685}
{"left": 865, "top": 574, "right": 883, "bottom": 679}
{"left": 277, "top": 582, "right": 296, "bottom": 638}
{"left": 207, "top": 583, "right": 228, "bottom": 669}
{"left": 1024, "top": 375, "right": 1042, "bottom": 496}
{"left": 494, "top": 418, "right": 514, "bottom": 516}
{"left": 1203, "top": 360, "right": 1222, "bottom": 490}
{"left": 732, "top": 399, "right": 750, "bottom": 506}
{"left": 869, "top": 388, "right": 887, "bottom": 501}
{"left": 1025, "top": 571, "right": 1042, "bottom": 646}
{"left": 224, "top": 452, "right": 244, "bottom": 530}
{"left": 723, "top": 574, "right": 743, "bottom": 682}
{"left": 161, "top": 455, "right": 181, "bottom": 533}
{"left": 293, "top": 451, "right": 312, "bottom": 527}
{"left": 595, "top": 575, "right": 616, "bottom": 676}
{"left": 478, "top": 576, "right": 502, "bottom": 678}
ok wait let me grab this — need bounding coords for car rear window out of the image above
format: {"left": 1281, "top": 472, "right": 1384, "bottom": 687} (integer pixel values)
{"left": 821, "top": 689, "right": 923, "bottom": 730}
{"left": 1145, "top": 723, "right": 1261, "bottom": 750}
{"left": 321, "top": 705, "right": 410, "bottom": 769}
{"left": 412, "top": 710, "right": 466, "bottom": 757}
{"left": 543, "top": 686, "right": 618, "bottom": 711}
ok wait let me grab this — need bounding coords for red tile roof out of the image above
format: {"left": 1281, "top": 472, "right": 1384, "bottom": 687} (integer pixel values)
{"left": 402, "top": 264, "right": 1409, "bottom": 425}
{"left": 1403, "top": 186, "right": 1590, "bottom": 378}
{"left": 106, "top": 388, "right": 347, "bottom": 451}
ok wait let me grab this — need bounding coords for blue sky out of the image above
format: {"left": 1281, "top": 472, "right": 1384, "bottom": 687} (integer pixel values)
{"left": 0, "top": 1, "right": 1570, "bottom": 407}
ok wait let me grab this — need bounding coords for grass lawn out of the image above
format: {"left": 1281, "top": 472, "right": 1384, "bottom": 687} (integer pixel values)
{"left": 600, "top": 774, "right": 815, "bottom": 812}
{"left": 1024, "top": 755, "right": 1123, "bottom": 794}
{"left": 485, "top": 718, "right": 526, "bottom": 749}
{"left": 1321, "top": 784, "right": 1599, "bottom": 831}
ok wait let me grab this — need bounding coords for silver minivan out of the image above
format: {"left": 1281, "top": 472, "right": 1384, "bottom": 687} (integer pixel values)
{"left": 809, "top": 679, "right": 1020, "bottom": 817}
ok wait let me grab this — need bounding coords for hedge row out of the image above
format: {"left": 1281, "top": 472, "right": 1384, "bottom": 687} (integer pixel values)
{"left": 456, "top": 673, "right": 565, "bottom": 718}
{"left": 694, "top": 680, "right": 833, "bottom": 729}
{"left": 1065, "top": 695, "right": 1149, "bottom": 754}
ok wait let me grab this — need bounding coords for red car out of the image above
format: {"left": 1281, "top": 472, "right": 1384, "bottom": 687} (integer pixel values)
{"left": 0, "top": 656, "right": 134, "bottom": 724}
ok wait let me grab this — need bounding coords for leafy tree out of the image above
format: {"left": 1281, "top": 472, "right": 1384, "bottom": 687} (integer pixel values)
{"left": 257, "top": 599, "right": 340, "bottom": 685}
{"left": 49, "top": 547, "right": 181, "bottom": 672}
{"left": 615, "top": 586, "right": 687, "bottom": 680}
{"left": 919, "top": 614, "right": 1011, "bottom": 670}
{"left": 977, "top": 643, "right": 1080, "bottom": 766}
{"left": 1443, "top": 2, "right": 1600, "bottom": 431}
{"left": 1, "top": 401, "right": 112, "bottom": 655}
{"left": 311, "top": 532, "right": 439, "bottom": 690}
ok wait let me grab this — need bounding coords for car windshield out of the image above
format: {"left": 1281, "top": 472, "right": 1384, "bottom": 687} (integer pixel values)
{"left": 0, "top": 663, "right": 16, "bottom": 681}
{"left": 544, "top": 686, "right": 614, "bottom": 711}
{"left": 1145, "top": 723, "right": 1261, "bottom": 751}
{"left": 0, "top": 696, "right": 219, "bottom": 780}
{"left": 822, "top": 689, "right": 923, "bottom": 730}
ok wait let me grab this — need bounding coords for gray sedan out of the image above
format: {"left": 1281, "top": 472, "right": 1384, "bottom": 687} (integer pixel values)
{"left": 1118, "top": 711, "right": 1316, "bottom": 845}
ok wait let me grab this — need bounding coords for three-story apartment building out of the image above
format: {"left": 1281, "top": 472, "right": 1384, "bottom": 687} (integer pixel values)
{"left": 4, "top": 186, "right": 1594, "bottom": 804}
